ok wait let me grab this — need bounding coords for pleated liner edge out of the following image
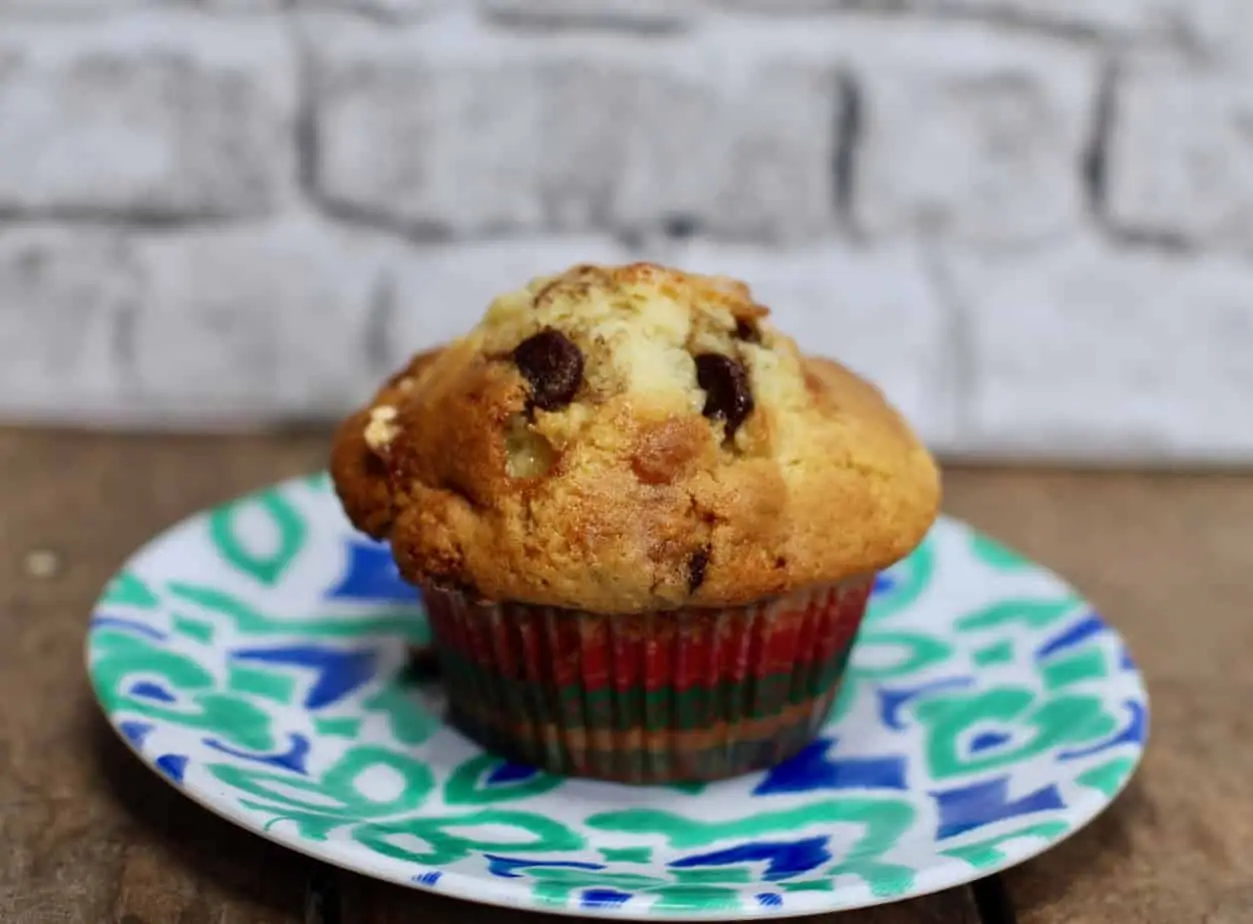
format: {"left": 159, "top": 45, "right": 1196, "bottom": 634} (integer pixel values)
{"left": 422, "top": 577, "right": 874, "bottom": 784}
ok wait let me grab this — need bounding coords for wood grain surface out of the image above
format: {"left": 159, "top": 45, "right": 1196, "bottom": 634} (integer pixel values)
{"left": 0, "top": 430, "right": 321, "bottom": 924}
{"left": 0, "top": 428, "right": 1247, "bottom": 924}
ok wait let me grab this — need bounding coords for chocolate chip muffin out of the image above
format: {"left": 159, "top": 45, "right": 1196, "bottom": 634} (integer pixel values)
{"left": 331, "top": 262, "right": 940, "bottom": 783}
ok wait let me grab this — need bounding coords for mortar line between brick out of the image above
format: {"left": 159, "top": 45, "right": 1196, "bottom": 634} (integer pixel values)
{"left": 111, "top": 299, "right": 141, "bottom": 402}
{"left": 0, "top": 207, "right": 246, "bottom": 231}
{"left": 1082, "top": 57, "right": 1117, "bottom": 222}
{"left": 834, "top": 70, "right": 863, "bottom": 241}
{"left": 289, "top": 14, "right": 322, "bottom": 212}
{"left": 287, "top": 13, "right": 449, "bottom": 242}
{"left": 920, "top": 237, "right": 976, "bottom": 449}
{"left": 364, "top": 273, "right": 397, "bottom": 374}
{"left": 1083, "top": 57, "right": 1195, "bottom": 255}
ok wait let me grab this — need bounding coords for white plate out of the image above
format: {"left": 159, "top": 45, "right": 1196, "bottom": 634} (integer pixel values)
{"left": 86, "top": 474, "right": 1148, "bottom": 919}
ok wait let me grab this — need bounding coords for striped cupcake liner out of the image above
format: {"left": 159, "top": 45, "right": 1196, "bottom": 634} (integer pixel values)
{"left": 421, "top": 578, "right": 873, "bottom": 784}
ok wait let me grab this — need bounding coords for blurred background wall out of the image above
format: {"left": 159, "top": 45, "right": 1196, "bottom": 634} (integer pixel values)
{"left": 1, "top": 0, "right": 1250, "bottom": 464}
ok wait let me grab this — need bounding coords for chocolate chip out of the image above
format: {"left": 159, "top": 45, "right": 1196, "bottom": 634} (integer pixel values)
{"left": 688, "top": 546, "right": 711, "bottom": 593}
{"left": 695, "top": 353, "right": 755, "bottom": 437}
{"left": 734, "top": 318, "right": 760, "bottom": 343}
{"left": 513, "top": 329, "right": 583, "bottom": 411}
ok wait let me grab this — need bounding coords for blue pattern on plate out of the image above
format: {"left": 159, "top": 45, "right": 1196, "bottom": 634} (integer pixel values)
{"left": 155, "top": 754, "right": 188, "bottom": 784}
{"left": 670, "top": 837, "right": 831, "bottom": 881}
{"left": 1035, "top": 614, "right": 1107, "bottom": 661}
{"left": 753, "top": 739, "right": 908, "bottom": 795}
{"left": 231, "top": 645, "right": 377, "bottom": 709}
{"left": 205, "top": 732, "right": 312, "bottom": 775}
{"left": 327, "top": 539, "right": 420, "bottom": 603}
{"left": 932, "top": 776, "right": 1065, "bottom": 840}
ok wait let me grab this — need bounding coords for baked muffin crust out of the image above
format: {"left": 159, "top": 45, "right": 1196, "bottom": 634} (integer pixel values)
{"left": 331, "top": 262, "right": 940, "bottom": 613}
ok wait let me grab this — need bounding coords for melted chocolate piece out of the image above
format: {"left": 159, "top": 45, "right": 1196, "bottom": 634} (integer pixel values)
{"left": 695, "top": 353, "right": 755, "bottom": 437}
{"left": 513, "top": 329, "right": 584, "bottom": 411}
{"left": 688, "top": 546, "right": 711, "bottom": 593}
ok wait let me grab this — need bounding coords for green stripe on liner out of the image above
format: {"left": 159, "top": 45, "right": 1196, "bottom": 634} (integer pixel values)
{"left": 450, "top": 705, "right": 827, "bottom": 784}
{"left": 434, "top": 646, "right": 854, "bottom": 732}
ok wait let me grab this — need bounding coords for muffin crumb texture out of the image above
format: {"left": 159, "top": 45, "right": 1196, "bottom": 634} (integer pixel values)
{"left": 332, "top": 262, "right": 940, "bottom": 613}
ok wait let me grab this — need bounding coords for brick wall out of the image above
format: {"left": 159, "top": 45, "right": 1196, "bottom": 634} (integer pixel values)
{"left": 1, "top": 1, "right": 1250, "bottom": 463}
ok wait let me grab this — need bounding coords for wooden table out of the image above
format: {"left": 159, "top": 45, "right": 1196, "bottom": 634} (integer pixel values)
{"left": 1, "top": 428, "right": 1249, "bottom": 924}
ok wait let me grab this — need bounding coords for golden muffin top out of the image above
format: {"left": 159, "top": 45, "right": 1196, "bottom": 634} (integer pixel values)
{"left": 331, "top": 262, "right": 940, "bottom": 613}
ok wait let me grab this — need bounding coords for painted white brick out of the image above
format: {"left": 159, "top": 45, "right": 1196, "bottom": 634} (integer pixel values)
{"left": 480, "top": 0, "right": 694, "bottom": 30}
{"left": 707, "top": 0, "right": 848, "bottom": 10}
{"left": 386, "top": 237, "right": 630, "bottom": 366}
{"left": 927, "top": 0, "right": 1253, "bottom": 51}
{"left": 848, "top": 24, "right": 1098, "bottom": 246}
{"left": 1150, "top": 0, "right": 1253, "bottom": 58}
{"left": 1105, "top": 58, "right": 1253, "bottom": 250}
{"left": 712, "top": 0, "right": 1253, "bottom": 55}
{"left": 713, "top": 0, "right": 1157, "bottom": 34}
{"left": 131, "top": 220, "right": 386, "bottom": 423}
{"left": 611, "top": 54, "right": 841, "bottom": 241}
{"left": 908, "top": 0, "right": 1158, "bottom": 36}
{"left": 0, "top": 0, "right": 137, "bottom": 11}
{"left": 0, "top": 0, "right": 282, "bottom": 9}
{"left": 0, "top": 14, "right": 296, "bottom": 220}
{"left": 0, "top": 229, "right": 142, "bottom": 421}
{"left": 945, "top": 236, "right": 1253, "bottom": 462}
{"left": 307, "top": 18, "right": 840, "bottom": 240}
{"left": 307, "top": 19, "right": 615, "bottom": 236}
{"left": 289, "top": 0, "right": 448, "bottom": 19}
{"left": 201, "top": 0, "right": 286, "bottom": 9}
{"left": 945, "top": 0, "right": 1252, "bottom": 46}
{"left": 671, "top": 240, "right": 952, "bottom": 447}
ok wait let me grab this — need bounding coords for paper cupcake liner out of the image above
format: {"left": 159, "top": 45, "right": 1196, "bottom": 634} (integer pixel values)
{"left": 420, "top": 578, "right": 873, "bottom": 784}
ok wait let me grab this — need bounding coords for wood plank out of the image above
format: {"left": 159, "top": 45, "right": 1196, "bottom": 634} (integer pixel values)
{"left": 0, "top": 429, "right": 326, "bottom": 924}
{"left": 943, "top": 468, "right": 1253, "bottom": 923}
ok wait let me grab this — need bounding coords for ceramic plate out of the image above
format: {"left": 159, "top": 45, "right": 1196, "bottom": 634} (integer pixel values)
{"left": 86, "top": 474, "right": 1148, "bottom": 919}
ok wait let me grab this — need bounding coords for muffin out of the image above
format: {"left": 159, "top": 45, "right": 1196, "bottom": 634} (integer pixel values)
{"left": 331, "top": 262, "right": 939, "bottom": 783}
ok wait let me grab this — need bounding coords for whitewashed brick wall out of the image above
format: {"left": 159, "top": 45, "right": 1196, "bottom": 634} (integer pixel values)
{"left": 2, "top": 0, "right": 1251, "bottom": 464}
